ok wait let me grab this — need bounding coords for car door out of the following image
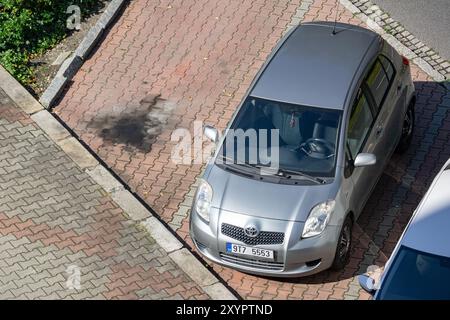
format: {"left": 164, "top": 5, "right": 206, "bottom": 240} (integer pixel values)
{"left": 379, "top": 55, "right": 405, "bottom": 149}
{"left": 346, "top": 86, "right": 380, "bottom": 214}
{"left": 364, "top": 55, "right": 400, "bottom": 159}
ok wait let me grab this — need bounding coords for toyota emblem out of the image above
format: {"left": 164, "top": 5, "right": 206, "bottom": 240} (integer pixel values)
{"left": 244, "top": 224, "right": 259, "bottom": 238}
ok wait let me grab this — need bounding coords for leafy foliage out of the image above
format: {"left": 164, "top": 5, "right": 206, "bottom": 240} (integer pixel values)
{"left": 0, "top": 0, "right": 100, "bottom": 84}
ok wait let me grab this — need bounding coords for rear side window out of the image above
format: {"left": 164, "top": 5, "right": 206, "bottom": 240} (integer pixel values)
{"left": 379, "top": 55, "right": 395, "bottom": 81}
{"left": 364, "top": 56, "right": 394, "bottom": 110}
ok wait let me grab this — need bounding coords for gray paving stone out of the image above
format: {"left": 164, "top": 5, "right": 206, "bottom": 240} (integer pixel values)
{"left": 15, "top": 268, "right": 38, "bottom": 279}
{"left": 135, "top": 287, "right": 157, "bottom": 298}
{"left": 71, "top": 289, "right": 95, "bottom": 300}
{"left": 42, "top": 282, "right": 65, "bottom": 295}
{"left": 33, "top": 289, "right": 58, "bottom": 300}
{"left": 88, "top": 284, "right": 108, "bottom": 297}
{"left": 10, "top": 284, "right": 34, "bottom": 297}
{"left": 0, "top": 290, "right": 17, "bottom": 300}
{"left": 26, "top": 278, "right": 51, "bottom": 292}
{"left": 90, "top": 275, "right": 111, "bottom": 288}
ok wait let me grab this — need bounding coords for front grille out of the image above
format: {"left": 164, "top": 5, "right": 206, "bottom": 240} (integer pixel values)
{"left": 220, "top": 253, "right": 284, "bottom": 271}
{"left": 221, "top": 223, "right": 284, "bottom": 245}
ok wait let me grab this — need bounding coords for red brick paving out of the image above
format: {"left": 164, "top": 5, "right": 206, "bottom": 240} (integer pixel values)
{"left": 54, "top": 0, "right": 450, "bottom": 299}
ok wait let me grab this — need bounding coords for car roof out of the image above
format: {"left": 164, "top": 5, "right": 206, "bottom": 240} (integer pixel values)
{"left": 401, "top": 158, "right": 450, "bottom": 257}
{"left": 250, "top": 22, "right": 380, "bottom": 110}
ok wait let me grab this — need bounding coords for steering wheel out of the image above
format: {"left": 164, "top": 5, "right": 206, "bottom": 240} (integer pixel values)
{"left": 298, "top": 138, "right": 335, "bottom": 159}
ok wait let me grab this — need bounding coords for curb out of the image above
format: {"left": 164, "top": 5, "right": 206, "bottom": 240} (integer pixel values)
{"left": 39, "top": 0, "right": 128, "bottom": 109}
{"left": 0, "top": 67, "right": 43, "bottom": 114}
{"left": 339, "top": 0, "right": 446, "bottom": 82}
{"left": 0, "top": 65, "right": 237, "bottom": 300}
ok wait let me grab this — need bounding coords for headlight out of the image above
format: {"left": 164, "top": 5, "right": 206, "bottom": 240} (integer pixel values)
{"left": 302, "top": 200, "right": 335, "bottom": 238}
{"left": 194, "top": 180, "right": 213, "bottom": 223}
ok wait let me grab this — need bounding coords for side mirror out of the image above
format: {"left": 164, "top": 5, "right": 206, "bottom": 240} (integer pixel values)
{"left": 354, "top": 153, "right": 376, "bottom": 167}
{"left": 204, "top": 125, "right": 219, "bottom": 143}
{"left": 358, "top": 274, "right": 376, "bottom": 295}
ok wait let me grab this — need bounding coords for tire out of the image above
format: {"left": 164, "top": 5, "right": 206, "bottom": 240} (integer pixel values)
{"left": 396, "top": 99, "right": 415, "bottom": 153}
{"left": 331, "top": 215, "right": 353, "bottom": 270}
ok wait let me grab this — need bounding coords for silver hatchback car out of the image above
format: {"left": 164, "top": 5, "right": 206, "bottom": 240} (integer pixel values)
{"left": 190, "top": 22, "right": 416, "bottom": 277}
{"left": 359, "top": 158, "right": 450, "bottom": 299}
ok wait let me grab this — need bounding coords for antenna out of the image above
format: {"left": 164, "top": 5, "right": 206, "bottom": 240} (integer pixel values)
{"left": 332, "top": 0, "right": 339, "bottom": 35}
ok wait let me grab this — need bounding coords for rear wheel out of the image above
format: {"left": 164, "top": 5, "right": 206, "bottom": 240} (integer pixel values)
{"left": 331, "top": 215, "right": 353, "bottom": 270}
{"left": 396, "top": 99, "right": 415, "bottom": 153}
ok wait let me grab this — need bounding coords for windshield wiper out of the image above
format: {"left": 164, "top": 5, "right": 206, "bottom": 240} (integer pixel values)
{"left": 219, "top": 156, "right": 280, "bottom": 176}
{"left": 276, "top": 168, "right": 325, "bottom": 184}
{"left": 218, "top": 156, "right": 258, "bottom": 170}
{"left": 218, "top": 156, "right": 326, "bottom": 184}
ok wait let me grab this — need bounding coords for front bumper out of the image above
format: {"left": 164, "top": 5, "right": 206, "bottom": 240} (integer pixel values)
{"left": 190, "top": 207, "right": 341, "bottom": 278}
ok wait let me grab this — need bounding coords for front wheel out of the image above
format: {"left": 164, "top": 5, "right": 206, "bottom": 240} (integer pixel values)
{"left": 331, "top": 215, "right": 353, "bottom": 270}
{"left": 396, "top": 99, "right": 415, "bottom": 153}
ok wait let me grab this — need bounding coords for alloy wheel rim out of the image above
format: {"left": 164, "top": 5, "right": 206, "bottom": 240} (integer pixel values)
{"left": 338, "top": 224, "right": 351, "bottom": 259}
{"left": 402, "top": 109, "right": 413, "bottom": 138}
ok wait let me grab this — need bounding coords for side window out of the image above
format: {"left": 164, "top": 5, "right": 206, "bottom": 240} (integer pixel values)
{"left": 379, "top": 55, "right": 395, "bottom": 81}
{"left": 347, "top": 88, "right": 374, "bottom": 158}
{"left": 364, "top": 58, "right": 391, "bottom": 110}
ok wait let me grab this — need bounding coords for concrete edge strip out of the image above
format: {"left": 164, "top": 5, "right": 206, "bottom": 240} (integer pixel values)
{"left": 339, "top": 0, "right": 446, "bottom": 82}
{"left": 39, "top": 0, "right": 127, "bottom": 109}
{"left": 1, "top": 70, "right": 236, "bottom": 300}
{"left": 168, "top": 248, "right": 237, "bottom": 300}
{"left": 0, "top": 66, "right": 43, "bottom": 115}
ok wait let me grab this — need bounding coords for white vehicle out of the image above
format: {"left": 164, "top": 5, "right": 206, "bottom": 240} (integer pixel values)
{"left": 359, "top": 158, "right": 450, "bottom": 299}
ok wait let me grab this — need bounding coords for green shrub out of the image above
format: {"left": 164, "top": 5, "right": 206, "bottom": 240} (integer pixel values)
{"left": 0, "top": 49, "right": 30, "bottom": 83}
{"left": 0, "top": 0, "right": 101, "bottom": 85}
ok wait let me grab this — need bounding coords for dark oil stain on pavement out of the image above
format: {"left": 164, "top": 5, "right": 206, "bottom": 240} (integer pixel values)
{"left": 89, "top": 94, "right": 176, "bottom": 153}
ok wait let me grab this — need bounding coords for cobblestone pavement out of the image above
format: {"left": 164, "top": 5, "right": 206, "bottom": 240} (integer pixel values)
{"left": 347, "top": 0, "right": 450, "bottom": 79}
{"left": 0, "top": 89, "right": 211, "bottom": 300}
{"left": 54, "top": 0, "right": 450, "bottom": 299}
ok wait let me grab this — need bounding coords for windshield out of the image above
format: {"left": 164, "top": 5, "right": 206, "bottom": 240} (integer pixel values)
{"left": 377, "top": 246, "right": 450, "bottom": 300}
{"left": 217, "top": 96, "right": 341, "bottom": 177}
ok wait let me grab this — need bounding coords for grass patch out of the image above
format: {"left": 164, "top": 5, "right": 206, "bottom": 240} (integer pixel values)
{"left": 0, "top": 0, "right": 103, "bottom": 85}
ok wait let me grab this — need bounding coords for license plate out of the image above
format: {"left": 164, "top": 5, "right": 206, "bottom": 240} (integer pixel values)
{"left": 226, "top": 243, "right": 274, "bottom": 259}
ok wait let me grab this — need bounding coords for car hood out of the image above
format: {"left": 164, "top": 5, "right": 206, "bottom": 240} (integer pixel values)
{"left": 206, "top": 165, "right": 337, "bottom": 222}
